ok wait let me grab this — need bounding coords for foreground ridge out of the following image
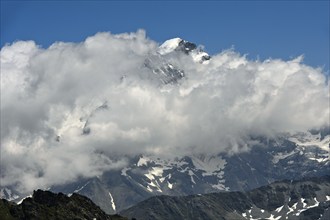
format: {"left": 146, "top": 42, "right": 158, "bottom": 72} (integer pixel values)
{"left": 0, "top": 190, "right": 128, "bottom": 220}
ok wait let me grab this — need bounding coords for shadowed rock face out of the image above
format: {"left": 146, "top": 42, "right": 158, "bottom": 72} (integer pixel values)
{"left": 0, "top": 190, "right": 128, "bottom": 220}
{"left": 120, "top": 176, "right": 330, "bottom": 220}
{"left": 176, "top": 39, "right": 211, "bottom": 60}
{"left": 177, "top": 40, "right": 197, "bottom": 54}
{"left": 142, "top": 38, "right": 211, "bottom": 85}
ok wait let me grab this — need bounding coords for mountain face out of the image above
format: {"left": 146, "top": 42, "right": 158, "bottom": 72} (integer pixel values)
{"left": 143, "top": 37, "right": 210, "bottom": 85}
{"left": 38, "top": 128, "right": 330, "bottom": 214}
{"left": 2, "top": 177, "right": 328, "bottom": 220}
{"left": 120, "top": 176, "right": 330, "bottom": 220}
{"left": 0, "top": 38, "right": 329, "bottom": 215}
{"left": 0, "top": 190, "right": 127, "bottom": 220}
{"left": 1, "top": 117, "right": 329, "bottom": 215}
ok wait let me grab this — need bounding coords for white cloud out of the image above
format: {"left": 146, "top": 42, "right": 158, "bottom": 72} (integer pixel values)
{"left": 1, "top": 30, "right": 329, "bottom": 193}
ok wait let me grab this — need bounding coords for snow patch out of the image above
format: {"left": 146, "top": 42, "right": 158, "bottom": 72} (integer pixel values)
{"left": 286, "top": 201, "right": 299, "bottom": 216}
{"left": 265, "top": 214, "right": 281, "bottom": 220}
{"left": 188, "top": 170, "right": 196, "bottom": 184}
{"left": 17, "top": 195, "right": 32, "bottom": 205}
{"left": 74, "top": 181, "right": 90, "bottom": 193}
{"left": 152, "top": 167, "right": 165, "bottom": 177}
{"left": 308, "top": 157, "right": 328, "bottom": 163}
{"left": 311, "top": 197, "right": 320, "bottom": 207}
{"left": 272, "top": 151, "right": 296, "bottom": 164}
{"left": 275, "top": 205, "right": 283, "bottom": 212}
{"left": 144, "top": 166, "right": 165, "bottom": 193}
{"left": 137, "top": 156, "right": 150, "bottom": 166}
{"left": 108, "top": 192, "right": 116, "bottom": 212}
{"left": 295, "top": 197, "right": 320, "bottom": 216}
{"left": 191, "top": 155, "right": 226, "bottom": 176}
{"left": 301, "top": 198, "right": 307, "bottom": 208}
{"left": 289, "top": 132, "right": 330, "bottom": 152}
{"left": 212, "top": 182, "right": 229, "bottom": 191}
{"left": 121, "top": 167, "right": 129, "bottom": 177}
{"left": 241, "top": 208, "right": 252, "bottom": 219}
{"left": 291, "top": 202, "right": 298, "bottom": 210}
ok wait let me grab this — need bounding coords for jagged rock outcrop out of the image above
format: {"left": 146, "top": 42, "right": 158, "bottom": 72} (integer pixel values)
{"left": 0, "top": 190, "right": 128, "bottom": 220}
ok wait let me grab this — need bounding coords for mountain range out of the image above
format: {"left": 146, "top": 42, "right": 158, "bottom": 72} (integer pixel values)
{"left": 2, "top": 113, "right": 328, "bottom": 215}
{"left": 1, "top": 175, "right": 329, "bottom": 220}
{"left": 121, "top": 175, "right": 330, "bottom": 220}
{"left": 0, "top": 38, "right": 329, "bottom": 217}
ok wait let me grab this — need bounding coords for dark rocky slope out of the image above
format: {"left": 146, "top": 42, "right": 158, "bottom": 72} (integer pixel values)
{"left": 121, "top": 176, "right": 330, "bottom": 220}
{"left": 0, "top": 190, "right": 128, "bottom": 220}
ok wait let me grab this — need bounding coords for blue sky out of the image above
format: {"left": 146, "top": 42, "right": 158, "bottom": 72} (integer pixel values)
{"left": 1, "top": 0, "right": 329, "bottom": 72}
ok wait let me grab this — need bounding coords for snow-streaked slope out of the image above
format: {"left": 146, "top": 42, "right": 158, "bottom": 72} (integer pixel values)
{"left": 289, "top": 132, "right": 330, "bottom": 152}
{"left": 271, "top": 131, "right": 329, "bottom": 165}
{"left": 4, "top": 129, "right": 328, "bottom": 214}
{"left": 121, "top": 176, "right": 330, "bottom": 220}
{"left": 191, "top": 155, "right": 226, "bottom": 176}
{"left": 241, "top": 196, "right": 328, "bottom": 220}
{"left": 0, "top": 188, "right": 19, "bottom": 201}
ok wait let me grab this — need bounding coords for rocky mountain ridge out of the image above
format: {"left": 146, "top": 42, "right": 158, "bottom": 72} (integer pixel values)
{"left": 0, "top": 190, "right": 127, "bottom": 220}
{"left": 1, "top": 129, "right": 329, "bottom": 214}
{"left": 1, "top": 176, "right": 329, "bottom": 220}
{"left": 121, "top": 175, "right": 330, "bottom": 220}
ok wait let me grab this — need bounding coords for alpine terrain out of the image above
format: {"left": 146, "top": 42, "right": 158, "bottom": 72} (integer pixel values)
{"left": 1, "top": 37, "right": 329, "bottom": 218}
{"left": 121, "top": 175, "right": 330, "bottom": 220}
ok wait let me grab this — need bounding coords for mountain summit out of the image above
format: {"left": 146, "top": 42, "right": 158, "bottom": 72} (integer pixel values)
{"left": 158, "top": 37, "right": 211, "bottom": 63}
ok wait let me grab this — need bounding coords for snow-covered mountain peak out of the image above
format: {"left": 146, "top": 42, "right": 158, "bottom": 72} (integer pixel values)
{"left": 158, "top": 37, "right": 211, "bottom": 63}
{"left": 158, "top": 37, "right": 183, "bottom": 55}
{"left": 142, "top": 38, "right": 211, "bottom": 86}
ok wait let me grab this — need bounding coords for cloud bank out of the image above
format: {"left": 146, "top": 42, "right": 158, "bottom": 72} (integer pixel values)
{"left": 1, "top": 30, "right": 329, "bottom": 193}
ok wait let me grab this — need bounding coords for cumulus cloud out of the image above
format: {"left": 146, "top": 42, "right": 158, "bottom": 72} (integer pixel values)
{"left": 1, "top": 30, "right": 329, "bottom": 193}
